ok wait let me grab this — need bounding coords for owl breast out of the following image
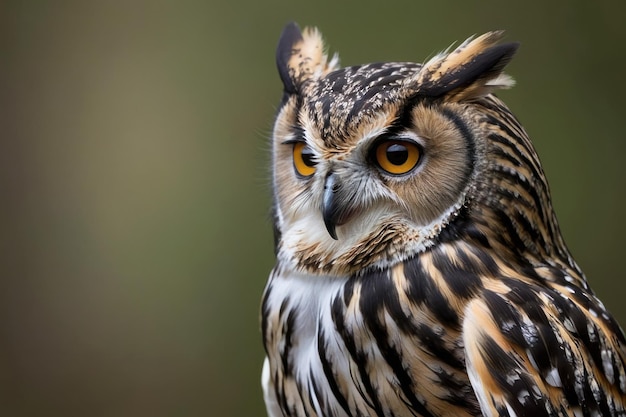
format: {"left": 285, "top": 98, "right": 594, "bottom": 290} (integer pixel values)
{"left": 261, "top": 252, "right": 482, "bottom": 417}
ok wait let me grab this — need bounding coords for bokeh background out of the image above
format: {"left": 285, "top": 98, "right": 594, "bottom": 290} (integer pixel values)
{"left": 2, "top": 1, "right": 625, "bottom": 416}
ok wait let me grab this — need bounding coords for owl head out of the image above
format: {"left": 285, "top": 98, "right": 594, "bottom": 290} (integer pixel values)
{"left": 271, "top": 23, "right": 561, "bottom": 276}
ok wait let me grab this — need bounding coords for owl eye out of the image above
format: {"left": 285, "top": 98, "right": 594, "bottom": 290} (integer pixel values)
{"left": 293, "top": 142, "right": 317, "bottom": 177}
{"left": 374, "top": 140, "right": 421, "bottom": 175}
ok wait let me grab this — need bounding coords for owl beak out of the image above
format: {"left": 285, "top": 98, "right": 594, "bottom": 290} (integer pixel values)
{"left": 322, "top": 172, "right": 356, "bottom": 240}
{"left": 322, "top": 173, "right": 340, "bottom": 240}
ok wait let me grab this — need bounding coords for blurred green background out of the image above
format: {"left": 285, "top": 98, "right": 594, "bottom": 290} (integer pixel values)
{"left": 2, "top": 1, "right": 625, "bottom": 416}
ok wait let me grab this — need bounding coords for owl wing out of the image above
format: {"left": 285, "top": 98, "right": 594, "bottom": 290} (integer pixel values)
{"left": 462, "top": 279, "right": 626, "bottom": 416}
{"left": 262, "top": 357, "right": 282, "bottom": 417}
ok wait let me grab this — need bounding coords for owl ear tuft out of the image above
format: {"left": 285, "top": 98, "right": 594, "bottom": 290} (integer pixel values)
{"left": 276, "top": 22, "right": 340, "bottom": 95}
{"left": 412, "top": 31, "right": 519, "bottom": 101}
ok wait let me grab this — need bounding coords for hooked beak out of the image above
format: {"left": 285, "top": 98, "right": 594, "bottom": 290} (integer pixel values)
{"left": 322, "top": 172, "right": 355, "bottom": 240}
{"left": 322, "top": 173, "right": 339, "bottom": 239}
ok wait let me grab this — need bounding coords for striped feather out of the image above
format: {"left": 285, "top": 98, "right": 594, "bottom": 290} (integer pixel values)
{"left": 263, "top": 24, "right": 626, "bottom": 417}
{"left": 410, "top": 31, "right": 518, "bottom": 101}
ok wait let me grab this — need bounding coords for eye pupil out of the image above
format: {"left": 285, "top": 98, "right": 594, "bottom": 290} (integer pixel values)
{"left": 301, "top": 146, "right": 316, "bottom": 167}
{"left": 386, "top": 144, "right": 408, "bottom": 165}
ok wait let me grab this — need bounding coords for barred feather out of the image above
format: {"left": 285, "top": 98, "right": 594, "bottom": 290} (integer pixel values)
{"left": 262, "top": 24, "right": 626, "bottom": 417}
{"left": 410, "top": 31, "right": 518, "bottom": 101}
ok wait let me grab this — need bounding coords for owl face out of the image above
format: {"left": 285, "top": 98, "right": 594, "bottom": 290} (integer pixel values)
{"left": 272, "top": 24, "right": 519, "bottom": 275}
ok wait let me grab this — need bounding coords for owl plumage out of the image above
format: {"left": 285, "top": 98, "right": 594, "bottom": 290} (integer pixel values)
{"left": 261, "top": 22, "right": 626, "bottom": 417}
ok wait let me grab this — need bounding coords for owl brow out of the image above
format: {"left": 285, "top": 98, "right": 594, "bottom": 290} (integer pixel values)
{"left": 281, "top": 138, "right": 304, "bottom": 145}
{"left": 280, "top": 125, "right": 307, "bottom": 145}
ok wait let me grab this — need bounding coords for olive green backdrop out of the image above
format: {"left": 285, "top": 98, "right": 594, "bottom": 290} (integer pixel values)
{"left": 2, "top": 1, "right": 625, "bottom": 416}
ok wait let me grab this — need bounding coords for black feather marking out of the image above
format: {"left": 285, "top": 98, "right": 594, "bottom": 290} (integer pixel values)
{"left": 281, "top": 307, "right": 297, "bottom": 375}
{"left": 261, "top": 283, "right": 273, "bottom": 350}
{"left": 345, "top": 71, "right": 408, "bottom": 123}
{"left": 414, "top": 323, "right": 465, "bottom": 370}
{"left": 357, "top": 270, "right": 438, "bottom": 417}
{"left": 484, "top": 119, "right": 545, "bottom": 191}
{"left": 357, "top": 268, "right": 475, "bottom": 411}
{"left": 432, "top": 247, "right": 484, "bottom": 299}
{"left": 467, "top": 245, "right": 499, "bottom": 275}
{"left": 441, "top": 107, "right": 476, "bottom": 177}
{"left": 404, "top": 256, "right": 460, "bottom": 327}
{"left": 480, "top": 336, "right": 552, "bottom": 416}
{"left": 363, "top": 266, "right": 468, "bottom": 375}
{"left": 512, "top": 205, "right": 545, "bottom": 249}
{"left": 276, "top": 371, "right": 290, "bottom": 416}
{"left": 492, "top": 280, "right": 626, "bottom": 413}
{"left": 320, "top": 95, "right": 333, "bottom": 135}
{"left": 294, "top": 379, "right": 312, "bottom": 417}
{"left": 484, "top": 288, "right": 570, "bottom": 400}
{"left": 435, "top": 206, "right": 495, "bottom": 255}
{"left": 271, "top": 206, "right": 282, "bottom": 254}
{"left": 490, "top": 144, "right": 522, "bottom": 167}
{"left": 276, "top": 22, "right": 303, "bottom": 94}
{"left": 433, "top": 367, "right": 479, "bottom": 410}
{"left": 331, "top": 290, "right": 381, "bottom": 415}
{"left": 483, "top": 290, "right": 526, "bottom": 347}
{"left": 488, "top": 133, "right": 527, "bottom": 168}
{"left": 490, "top": 160, "right": 548, "bottom": 231}
{"left": 495, "top": 403, "right": 512, "bottom": 417}
{"left": 551, "top": 288, "right": 622, "bottom": 395}
{"left": 422, "top": 42, "right": 520, "bottom": 98}
{"left": 317, "top": 324, "right": 351, "bottom": 416}
{"left": 491, "top": 207, "right": 527, "bottom": 252}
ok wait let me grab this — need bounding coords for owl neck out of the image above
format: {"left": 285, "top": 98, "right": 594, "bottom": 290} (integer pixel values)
{"left": 458, "top": 97, "right": 585, "bottom": 282}
{"left": 275, "top": 199, "right": 586, "bottom": 298}
{"left": 443, "top": 195, "right": 586, "bottom": 288}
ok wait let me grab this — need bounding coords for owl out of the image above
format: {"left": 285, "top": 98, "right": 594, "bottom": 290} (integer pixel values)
{"left": 261, "top": 22, "right": 626, "bottom": 417}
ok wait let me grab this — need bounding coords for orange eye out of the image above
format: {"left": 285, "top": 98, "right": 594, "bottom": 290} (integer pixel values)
{"left": 293, "top": 142, "right": 316, "bottom": 177}
{"left": 375, "top": 140, "right": 421, "bottom": 175}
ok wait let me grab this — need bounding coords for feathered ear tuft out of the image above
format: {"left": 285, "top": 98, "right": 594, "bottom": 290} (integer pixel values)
{"left": 276, "top": 22, "right": 340, "bottom": 95}
{"left": 410, "top": 31, "right": 519, "bottom": 101}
